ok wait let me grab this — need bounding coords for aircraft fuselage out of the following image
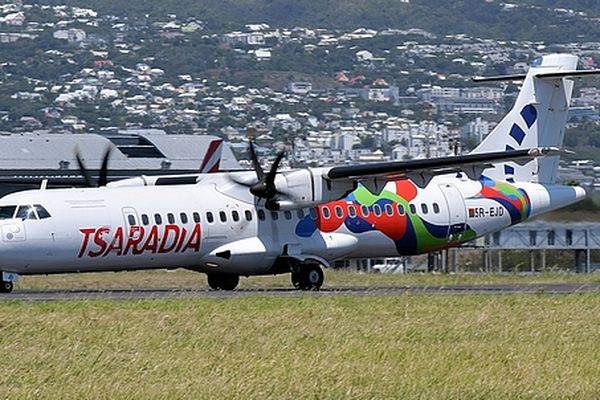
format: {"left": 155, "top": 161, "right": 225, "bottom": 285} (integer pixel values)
{"left": 0, "top": 172, "right": 584, "bottom": 276}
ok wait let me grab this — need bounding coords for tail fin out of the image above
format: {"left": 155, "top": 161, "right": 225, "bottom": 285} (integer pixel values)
{"left": 470, "top": 54, "right": 578, "bottom": 184}
{"left": 199, "top": 139, "right": 223, "bottom": 173}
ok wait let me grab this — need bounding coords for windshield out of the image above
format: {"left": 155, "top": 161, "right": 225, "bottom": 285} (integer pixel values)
{"left": 0, "top": 206, "right": 17, "bottom": 220}
{"left": 33, "top": 204, "right": 51, "bottom": 219}
{"left": 16, "top": 205, "right": 37, "bottom": 220}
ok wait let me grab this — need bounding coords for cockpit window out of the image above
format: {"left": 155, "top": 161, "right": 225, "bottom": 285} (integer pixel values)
{"left": 16, "top": 205, "right": 38, "bottom": 220}
{"left": 33, "top": 204, "right": 51, "bottom": 219}
{"left": 0, "top": 206, "right": 16, "bottom": 220}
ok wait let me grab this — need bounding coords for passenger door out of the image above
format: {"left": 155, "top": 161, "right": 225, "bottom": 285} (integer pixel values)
{"left": 439, "top": 183, "right": 467, "bottom": 240}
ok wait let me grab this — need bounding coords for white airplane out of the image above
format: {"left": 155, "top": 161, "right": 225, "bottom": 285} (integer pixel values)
{"left": 0, "top": 54, "right": 595, "bottom": 292}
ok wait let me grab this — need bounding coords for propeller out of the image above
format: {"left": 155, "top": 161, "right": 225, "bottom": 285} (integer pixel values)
{"left": 229, "top": 140, "right": 287, "bottom": 210}
{"left": 75, "top": 146, "right": 112, "bottom": 187}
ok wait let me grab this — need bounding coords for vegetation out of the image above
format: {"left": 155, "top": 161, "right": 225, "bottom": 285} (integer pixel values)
{"left": 564, "top": 122, "right": 600, "bottom": 164}
{"left": 1, "top": 294, "right": 599, "bottom": 399}
{"left": 34, "top": 0, "right": 600, "bottom": 42}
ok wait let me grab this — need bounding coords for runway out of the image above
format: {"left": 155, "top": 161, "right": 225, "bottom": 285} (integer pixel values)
{"left": 1, "top": 283, "right": 599, "bottom": 301}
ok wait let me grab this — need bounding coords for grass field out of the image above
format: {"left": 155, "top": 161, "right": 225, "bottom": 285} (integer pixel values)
{"left": 15, "top": 268, "right": 600, "bottom": 291}
{"left": 1, "top": 294, "right": 599, "bottom": 399}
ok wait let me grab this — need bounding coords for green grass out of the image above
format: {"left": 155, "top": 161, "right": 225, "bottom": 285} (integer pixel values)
{"left": 15, "top": 268, "right": 600, "bottom": 291}
{"left": 1, "top": 295, "right": 599, "bottom": 399}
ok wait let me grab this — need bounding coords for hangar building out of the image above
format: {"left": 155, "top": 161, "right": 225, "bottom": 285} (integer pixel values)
{"left": 0, "top": 130, "right": 240, "bottom": 195}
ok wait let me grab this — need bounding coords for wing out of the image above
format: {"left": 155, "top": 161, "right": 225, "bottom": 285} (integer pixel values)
{"left": 326, "top": 147, "right": 564, "bottom": 189}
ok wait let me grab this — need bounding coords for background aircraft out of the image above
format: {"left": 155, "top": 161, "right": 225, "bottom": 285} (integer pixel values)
{"left": 0, "top": 54, "right": 594, "bottom": 292}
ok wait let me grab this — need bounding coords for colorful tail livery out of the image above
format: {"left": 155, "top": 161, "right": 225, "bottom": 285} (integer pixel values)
{"left": 0, "top": 54, "right": 597, "bottom": 292}
{"left": 472, "top": 54, "right": 582, "bottom": 183}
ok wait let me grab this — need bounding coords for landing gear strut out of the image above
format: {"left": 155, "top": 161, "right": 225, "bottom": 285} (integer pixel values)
{"left": 207, "top": 273, "right": 239, "bottom": 291}
{"left": 291, "top": 263, "right": 324, "bottom": 291}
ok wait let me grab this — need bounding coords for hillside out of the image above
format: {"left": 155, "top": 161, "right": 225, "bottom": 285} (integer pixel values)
{"left": 35, "top": 0, "right": 600, "bottom": 42}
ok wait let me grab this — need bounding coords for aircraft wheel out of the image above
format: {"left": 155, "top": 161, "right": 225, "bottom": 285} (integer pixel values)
{"left": 207, "top": 273, "right": 239, "bottom": 291}
{"left": 0, "top": 281, "right": 13, "bottom": 293}
{"left": 291, "top": 272, "right": 301, "bottom": 289}
{"left": 296, "top": 264, "right": 324, "bottom": 291}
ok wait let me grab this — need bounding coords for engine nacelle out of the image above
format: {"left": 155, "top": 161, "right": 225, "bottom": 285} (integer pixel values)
{"left": 271, "top": 167, "right": 356, "bottom": 210}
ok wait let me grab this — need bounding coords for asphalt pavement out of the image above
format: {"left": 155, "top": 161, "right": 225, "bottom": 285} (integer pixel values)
{"left": 1, "top": 283, "right": 599, "bottom": 301}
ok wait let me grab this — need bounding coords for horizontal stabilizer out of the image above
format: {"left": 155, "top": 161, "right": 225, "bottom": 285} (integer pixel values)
{"left": 473, "top": 69, "right": 600, "bottom": 82}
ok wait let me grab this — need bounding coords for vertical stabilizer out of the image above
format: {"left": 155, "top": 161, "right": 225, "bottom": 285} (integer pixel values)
{"left": 470, "top": 54, "right": 577, "bottom": 183}
{"left": 199, "top": 139, "right": 223, "bottom": 173}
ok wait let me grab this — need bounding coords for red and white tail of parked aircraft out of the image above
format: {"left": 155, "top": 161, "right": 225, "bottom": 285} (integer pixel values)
{"left": 0, "top": 54, "right": 596, "bottom": 292}
{"left": 199, "top": 138, "right": 224, "bottom": 173}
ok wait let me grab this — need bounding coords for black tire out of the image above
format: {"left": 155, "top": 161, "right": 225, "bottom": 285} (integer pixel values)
{"left": 0, "top": 281, "right": 13, "bottom": 293}
{"left": 291, "top": 272, "right": 301, "bottom": 289}
{"left": 207, "top": 273, "right": 239, "bottom": 291}
{"left": 297, "top": 264, "right": 324, "bottom": 291}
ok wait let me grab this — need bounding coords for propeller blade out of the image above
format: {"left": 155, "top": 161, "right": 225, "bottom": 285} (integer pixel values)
{"left": 97, "top": 146, "right": 112, "bottom": 187}
{"left": 266, "top": 151, "right": 285, "bottom": 185}
{"left": 230, "top": 141, "right": 288, "bottom": 202}
{"left": 74, "top": 147, "right": 96, "bottom": 188}
{"left": 248, "top": 140, "right": 264, "bottom": 181}
{"left": 250, "top": 151, "right": 285, "bottom": 199}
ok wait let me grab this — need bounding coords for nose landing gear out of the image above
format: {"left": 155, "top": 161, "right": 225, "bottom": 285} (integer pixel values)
{"left": 0, "top": 280, "right": 13, "bottom": 293}
{"left": 0, "top": 272, "right": 17, "bottom": 293}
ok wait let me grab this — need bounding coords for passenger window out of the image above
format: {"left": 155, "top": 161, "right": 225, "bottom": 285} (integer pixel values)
{"left": 33, "top": 204, "right": 51, "bottom": 219}
{"left": 206, "top": 212, "right": 214, "bottom": 223}
{"left": 232, "top": 210, "right": 239, "bottom": 222}
{"left": 258, "top": 209, "right": 266, "bottom": 221}
{"left": 154, "top": 214, "right": 162, "bottom": 225}
{"left": 167, "top": 213, "right": 175, "bottom": 224}
{"left": 348, "top": 205, "right": 356, "bottom": 218}
{"left": 141, "top": 214, "right": 150, "bottom": 225}
{"left": 181, "top": 213, "right": 189, "bottom": 224}
{"left": 322, "top": 207, "right": 331, "bottom": 219}
{"left": 309, "top": 208, "right": 317, "bottom": 220}
{"left": 373, "top": 204, "right": 382, "bottom": 217}
{"left": 421, "top": 204, "right": 428, "bottom": 214}
{"left": 193, "top": 212, "right": 200, "bottom": 223}
{"left": 335, "top": 206, "right": 343, "bottom": 218}
{"left": 409, "top": 204, "right": 416, "bottom": 214}
{"left": 219, "top": 211, "right": 227, "bottom": 223}
{"left": 433, "top": 203, "right": 440, "bottom": 214}
{"left": 127, "top": 215, "right": 136, "bottom": 226}
{"left": 361, "top": 205, "right": 370, "bottom": 217}
{"left": 284, "top": 210, "right": 292, "bottom": 220}
{"left": 245, "top": 210, "right": 253, "bottom": 221}
{"left": 296, "top": 209, "right": 305, "bottom": 219}
{"left": 271, "top": 211, "right": 279, "bottom": 220}
{"left": 16, "top": 205, "right": 37, "bottom": 220}
{"left": 0, "top": 205, "right": 16, "bottom": 220}
{"left": 397, "top": 204, "right": 405, "bottom": 215}
{"left": 385, "top": 204, "right": 393, "bottom": 216}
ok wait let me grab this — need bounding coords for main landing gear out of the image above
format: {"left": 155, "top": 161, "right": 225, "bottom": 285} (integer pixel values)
{"left": 291, "top": 263, "right": 324, "bottom": 291}
{"left": 207, "top": 273, "right": 240, "bottom": 291}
